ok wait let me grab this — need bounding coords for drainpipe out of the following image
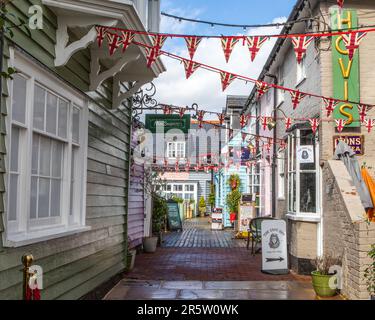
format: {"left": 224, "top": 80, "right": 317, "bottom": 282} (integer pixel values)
{"left": 265, "top": 74, "right": 278, "bottom": 218}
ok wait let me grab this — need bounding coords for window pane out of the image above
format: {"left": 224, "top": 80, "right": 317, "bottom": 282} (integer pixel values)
{"left": 51, "top": 180, "right": 61, "bottom": 217}
{"left": 46, "top": 92, "right": 58, "bottom": 135}
{"left": 38, "top": 178, "right": 50, "bottom": 218}
{"left": 58, "top": 100, "right": 68, "bottom": 139}
{"left": 10, "top": 126, "right": 20, "bottom": 172}
{"left": 72, "top": 107, "right": 80, "bottom": 144}
{"left": 12, "top": 74, "right": 27, "bottom": 124}
{"left": 8, "top": 174, "right": 18, "bottom": 221}
{"left": 300, "top": 173, "right": 317, "bottom": 213}
{"left": 34, "top": 85, "right": 45, "bottom": 130}
{"left": 39, "top": 136, "right": 51, "bottom": 176}
{"left": 51, "top": 140, "right": 63, "bottom": 178}
{"left": 32, "top": 134, "right": 39, "bottom": 175}
{"left": 30, "top": 177, "right": 38, "bottom": 219}
{"left": 70, "top": 148, "right": 76, "bottom": 216}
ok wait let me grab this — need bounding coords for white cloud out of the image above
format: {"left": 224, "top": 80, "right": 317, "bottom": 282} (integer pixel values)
{"left": 153, "top": 13, "right": 287, "bottom": 115}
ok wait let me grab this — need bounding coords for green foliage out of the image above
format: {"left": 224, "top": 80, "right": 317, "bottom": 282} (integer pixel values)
{"left": 364, "top": 244, "right": 375, "bottom": 296}
{"left": 227, "top": 174, "right": 241, "bottom": 190}
{"left": 171, "top": 196, "right": 184, "bottom": 204}
{"left": 152, "top": 195, "right": 168, "bottom": 234}
{"left": 199, "top": 196, "right": 206, "bottom": 214}
{"left": 208, "top": 184, "right": 215, "bottom": 207}
{"left": 226, "top": 189, "right": 241, "bottom": 214}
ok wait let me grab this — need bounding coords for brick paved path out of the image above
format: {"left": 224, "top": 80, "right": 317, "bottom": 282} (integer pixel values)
{"left": 162, "top": 218, "right": 247, "bottom": 248}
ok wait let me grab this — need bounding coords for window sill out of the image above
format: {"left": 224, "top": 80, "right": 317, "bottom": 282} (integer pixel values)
{"left": 286, "top": 213, "right": 321, "bottom": 223}
{"left": 4, "top": 225, "right": 91, "bottom": 248}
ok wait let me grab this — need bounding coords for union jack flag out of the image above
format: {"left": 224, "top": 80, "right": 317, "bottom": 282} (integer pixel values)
{"left": 184, "top": 36, "right": 202, "bottom": 60}
{"left": 323, "top": 98, "right": 339, "bottom": 117}
{"left": 220, "top": 71, "right": 237, "bottom": 91}
{"left": 246, "top": 161, "right": 254, "bottom": 169}
{"left": 221, "top": 37, "right": 239, "bottom": 63}
{"left": 178, "top": 107, "right": 186, "bottom": 118}
{"left": 309, "top": 118, "right": 320, "bottom": 134}
{"left": 284, "top": 117, "right": 293, "bottom": 131}
{"left": 290, "top": 91, "right": 307, "bottom": 110}
{"left": 337, "top": 0, "right": 344, "bottom": 8}
{"left": 163, "top": 105, "right": 172, "bottom": 114}
{"left": 335, "top": 119, "right": 347, "bottom": 133}
{"left": 240, "top": 114, "right": 249, "bottom": 128}
{"left": 119, "top": 31, "right": 135, "bottom": 53}
{"left": 197, "top": 110, "right": 206, "bottom": 129}
{"left": 279, "top": 141, "right": 287, "bottom": 150}
{"left": 364, "top": 119, "right": 375, "bottom": 133}
{"left": 264, "top": 143, "right": 271, "bottom": 153}
{"left": 342, "top": 31, "right": 367, "bottom": 61}
{"left": 106, "top": 33, "right": 121, "bottom": 56}
{"left": 358, "top": 104, "right": 370, "bottom": 124}
{"left": 185, "top": 161, "right": 191, "bottom": 172}
{"left": 246, "top": 36, "right": 269, "bottom": 62}
{"left": 96, "top": 26, "right": 108, "bottom": 47}
{"left": 261, "top": 116, "right": 270, "bottom": 131}
{"left": 175, "top": 160, "right": 180, "bottom": 172}
{"left": 146, "top": 35, "right": 168, "bottom": 68}
{"left": 255, "top": 81, "right": 270, "bottom": 100}
{"left": 218, "top": 113, "right": 225, "bottom": 125}
{"left": 182, "top": 59, "right": 200, "bottom": 79}
{"left": 291, "top": 36, "right": 314, "bottom": 64}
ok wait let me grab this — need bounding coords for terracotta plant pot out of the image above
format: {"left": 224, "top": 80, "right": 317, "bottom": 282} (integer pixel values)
{"left": 143, "top": 237, "right": 158, "bottom": 253}
{"left": 311, "top": 271, "right": 338, "bottom": 297}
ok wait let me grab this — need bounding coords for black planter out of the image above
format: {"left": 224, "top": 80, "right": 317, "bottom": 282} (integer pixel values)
{"left": 371, "top": 295, "right": 375, "bottom": 301}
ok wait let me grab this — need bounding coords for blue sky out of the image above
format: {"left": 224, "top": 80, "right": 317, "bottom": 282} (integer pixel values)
{"left": 153, "top": 0, "right": 297, "bottom": 113}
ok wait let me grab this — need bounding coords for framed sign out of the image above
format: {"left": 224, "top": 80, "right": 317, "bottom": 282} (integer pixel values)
{"left": 333, "top": 135, "right": 364, "bottom": 155}
{"left": 261, "top": 220, "right": 289, "bottom": 275}
{"left": 297, "top": 145, "right": 314, "bottom": 164}
{"left": 166, "top": 200, "right": 183, "bottom": 231}
{"left": 239, "top": 205, "right": 254, "bottom": 233}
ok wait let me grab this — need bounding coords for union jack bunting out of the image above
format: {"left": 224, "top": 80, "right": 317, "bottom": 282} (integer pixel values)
{"left": 358, "top": 104, "right": 370, "bottom": 124}
{"left": 246, "top": 36, "right": 269, "bottom": 62}
{"left": 337, "top": 0, "right": 344, "bottom": 8}
{"left": 106, "top": 33, "right": 121, "bottom": 56}
{"left": 290, "top": 91, "right": 307, "bottom": 110}
{"left": 264, "top": 143, "right": 271, "bottom": 153}
{"left": 175, "top": 161, "right": 180, "bottom": 172}
{"left": 255, "top": 81, "right": 270, "bottom": 100}
{"left": 96, "top": 26, "right": 108, "bottom": 48}
{"left": 185, "top": 161, "right": 191, "bottom": 172}
{"left": 291, "top": 36, "right": 314, "bottom": 64}
{"left": 163, "top": 105, "right": 173, "bottom": 115}
{"left": 246, "top": 161, "right": 255, "bottom": 169}
{"left": 214, "top": 166, "right": 219, "bottom": 173}
{"left": 182, "top": 59, "right": 200, "bottom": 79}
{"left": 323, "top": 98, "right": 339, "bottom": 117}
{"left": 335, "top": 119, "right": 347, "bottom": 133}
{"left": 364, "top": 119, "right": 375, "bottom": 133}
{"left": 197, "top": 110, "right": 205, "bottom": 129}
{"left": 342, "top": 32, "right": 367, "bottom": 61}
{"left": 146, "top": 35, "right": 168, "bottom": 68}
{"left": 309, "top": 118, "right": 320, "bottom": 134}
{"left": 220, "top": 71, "right": 237, "bottom": 92}
{"left": 284, "top": 117, "right": 293, "bottom": 131}
{"left": 195, "top": 165, "right": 200, "bottom": 172}
{"left": 279, "top": 141, "right": 287, "bottom": 150}
{"left": 178, "top": 107, "right": 186, "bottom": 118}
{"left": 218, "top": 113, "right": 225, "bottom": 125}
{"left": 221, "top": 37, "right": 239, "bottom": 63}
{"left": 261, "top": 117, "right": 270, "bottom": 131}
{"left": 119, "top": 31, "right": 135, "bottom": 53}
{"left": 240, "top": 114, "right": 249, "bottom": 128}
{"left": 184, "top": 36, "right": 202, "bottom": 60}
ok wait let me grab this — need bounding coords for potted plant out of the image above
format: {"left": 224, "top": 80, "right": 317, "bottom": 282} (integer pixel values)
{"left": 226, "top": 174, "right": 242, "bottom": 224}
{"left": 126, "top": 236, "right": 136, "bottom": 271}
{"left": 143, "top": 195, "right": 168, "bottom": 253}
{"left": 311, "top": 254, "right": 342, "bottom": 297}
{"left": 208, "top": 184, "right": 216, "bottom": 212}
{"left": 199, "top": 196, "right": 206, "bottom": 218}
{"left": 364, "top": 244, "right": 375, "bottom": 300}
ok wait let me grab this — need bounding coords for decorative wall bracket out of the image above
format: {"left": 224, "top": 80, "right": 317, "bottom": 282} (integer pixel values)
{"left": 54, "top": 15, "right": 117, "bottom": 67}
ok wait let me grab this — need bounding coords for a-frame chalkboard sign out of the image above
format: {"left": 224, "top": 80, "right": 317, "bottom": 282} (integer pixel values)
{"left": 166, "top": 200, "right": 183, "bottom": 231}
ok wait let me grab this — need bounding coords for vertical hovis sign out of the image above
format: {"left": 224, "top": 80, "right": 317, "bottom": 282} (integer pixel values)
{"left": 261, "top": 220, "right": 289, "bottom": 274}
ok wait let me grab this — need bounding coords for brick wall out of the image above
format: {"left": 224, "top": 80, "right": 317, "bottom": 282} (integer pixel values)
{"left": 323, "top": 160, "right": 375, "bottom": 300}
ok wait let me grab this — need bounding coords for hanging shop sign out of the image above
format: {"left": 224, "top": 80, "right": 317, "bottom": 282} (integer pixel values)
{"left": 261, "top": 220, "right": 289, "bottom": 275}
{"left": 297, "top": 145, "right": 314, "bottom": 164}
{"left": 333, "top": 134, "right": 364, "bottom": 155}
{"left": 331, "top": 9, "right": 360, "bottom": 128}
{"left": 166, "top": 200, "right": 183, "bottom": 231}
{"left": 145, "top": 114, "right": 191, "bottom": 134}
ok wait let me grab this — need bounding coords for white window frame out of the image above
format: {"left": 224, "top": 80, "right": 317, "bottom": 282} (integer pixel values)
{"left": 161, "top": 183, "right": 198, "bottom": 202}
{"left": 248, "top": 163, "right": 262, "bottom": 217}
{"left": 3, "top": 49, "right": 90, "bottom": 248}
{"left": 296, "top": 56, "right": 307, "bottom": 87}
{"left": 286, "top": 128, "right": 321, "bottom": 221}
{"left": 167, "top": 141, "right": 186, "bottom": 159}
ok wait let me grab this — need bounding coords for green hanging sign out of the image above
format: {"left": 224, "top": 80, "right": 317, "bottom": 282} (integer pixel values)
{"left": 145, "top": 114, "right": 191, "bottom": 134}
{"left": 331, "top": 9, "right": 360, "bottom": 128}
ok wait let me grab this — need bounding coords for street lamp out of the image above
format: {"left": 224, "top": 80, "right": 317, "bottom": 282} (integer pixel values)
{"left": 267, "top": 106, "right": 287, "bottom": 131}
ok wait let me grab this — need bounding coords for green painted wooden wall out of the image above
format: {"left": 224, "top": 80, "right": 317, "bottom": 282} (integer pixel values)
{"left": 0, "top": 0, "right": 132, "bottom": 299}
